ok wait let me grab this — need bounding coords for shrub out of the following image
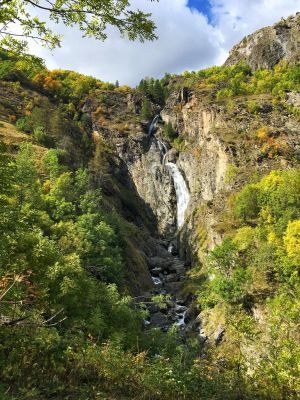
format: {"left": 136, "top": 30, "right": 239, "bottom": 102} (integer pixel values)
{"left": 16, "top": 116, "right": 33, "bottom": 133}
{"left": 163, "top": 122, "right": 177, "bottom": 140}
{"left": 234, "top": 185, "right": 260, "bottom": 221}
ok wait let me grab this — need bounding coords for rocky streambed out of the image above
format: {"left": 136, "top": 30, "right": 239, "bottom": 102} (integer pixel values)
{"left": 134, "top": 117, "right": 196, "bottom": 334}
{"left": 135, "top": 241, "right": 190, "bottom": 332}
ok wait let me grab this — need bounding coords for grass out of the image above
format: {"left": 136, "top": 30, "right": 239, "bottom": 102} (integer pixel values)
{"left": 0, "top": 119, "right": 47, "bottom": 161}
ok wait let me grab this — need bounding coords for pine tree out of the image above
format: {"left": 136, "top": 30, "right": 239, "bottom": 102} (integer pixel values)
{"left": 153, "top": 80, "right": 164, "bottom": 105}
{"left": 140, "top": 98, "right": 152, "bottom": 120}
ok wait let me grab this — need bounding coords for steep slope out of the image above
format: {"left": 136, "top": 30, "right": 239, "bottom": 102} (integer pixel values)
{"left": 225, "top": 13, "right": 300, "bottom": 69}
{"left": 1, "top": 14, "right": 300, "bottom": 397}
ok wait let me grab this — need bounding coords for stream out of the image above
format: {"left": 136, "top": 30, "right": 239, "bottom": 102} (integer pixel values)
{"left": 140, "top": 116, "right": 191, "bottom": 333}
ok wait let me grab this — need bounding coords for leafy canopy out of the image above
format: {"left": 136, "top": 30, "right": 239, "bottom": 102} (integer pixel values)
{"left": 0, "top": 0, "right": 158, "bottom": 51}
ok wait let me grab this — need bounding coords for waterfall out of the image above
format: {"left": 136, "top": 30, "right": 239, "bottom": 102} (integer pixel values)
{"left": 148, "top": 114, "right": 160, "bottom": 136}
{"left": 166, "top": 162, "right": 190, "bottom": 228}
{"left": 157, "top": 140, "right": 169, "bottom": 166}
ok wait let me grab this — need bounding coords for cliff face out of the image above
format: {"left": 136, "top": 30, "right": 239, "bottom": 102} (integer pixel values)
{"left": 83, "top": 92, "right": 177, "bottom": 238}
{"left": 1, "top": 12, "right": 300, "bottom": 345}
{"left": 225, "top": 13, "right": 300, "bottom": 69}
{"left": 78, "top": 69, "right": 300, "bottom": 347}
{"left": 160, "top": 89, "right": 299, "bottom": 261}
{"left": 82, "top": 74, "right": 300, "bottom": 267}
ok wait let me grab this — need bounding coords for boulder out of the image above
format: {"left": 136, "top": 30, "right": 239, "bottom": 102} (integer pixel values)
{"left": 150, "top": 312, "right": 169, "bottom": 326}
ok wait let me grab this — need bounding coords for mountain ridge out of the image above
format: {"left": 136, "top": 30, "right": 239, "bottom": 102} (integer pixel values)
{"left": 225, "top": 12, "right": 300, "bottom": 69}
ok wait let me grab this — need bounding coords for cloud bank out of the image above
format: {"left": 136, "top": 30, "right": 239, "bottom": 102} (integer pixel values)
{"left": 29, "top": 0, "right": 300, "bottom": 86}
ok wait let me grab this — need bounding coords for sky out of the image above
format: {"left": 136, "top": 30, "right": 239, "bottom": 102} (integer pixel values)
{"left": 28, "top": 0, "right": 300, "bottom": 86}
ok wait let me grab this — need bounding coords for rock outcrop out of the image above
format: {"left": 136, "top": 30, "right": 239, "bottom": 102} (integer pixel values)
{"left": 225, "top": 13, "right": 300, "bottom": 69}
{"left": 160, "top": 87, "right": 300, "bottom": 265}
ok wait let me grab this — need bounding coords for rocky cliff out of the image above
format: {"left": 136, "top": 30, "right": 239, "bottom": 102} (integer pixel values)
{"left": 225, "top": 13, "right": 300, "bottom": 69}
{"left": 78, "top": 69, "right": 300, "bottom": 339}
{"left": 161, "top": 88, "right": 299, "bottom": 261}
{"left": 1, "top": 12, "right": 300, "bottom": 346}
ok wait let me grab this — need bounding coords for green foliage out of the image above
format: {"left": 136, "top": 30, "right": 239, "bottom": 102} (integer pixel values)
{"left": 0, "top": 0, "right": 157, "bottom": 52}
{"left": 224, "top": 164, "right": 239, "bottom": 185}
{"left": 198, "top": 238, "right": 252, "bottom": 307}
{"left": 0, "top": 59, "right": 22, "bottom": 81}
{"left": 33, "top": 125, "right": 47, "bottom": 144}
{"left": 172, "top": 136, "right": 187, "bottom": 151}
{"left": 16, "top": 115, "right": 32, "bottom": 132}
{"left": 14, "top": 99, "right": 94, "bottom": 167}
{"left": 178, "top": 61, "right": 300, "bottom": 101}
{"left": 0, "top": 49, "right": 45, "bottom": 83}
{"left": 0, "top": 48, "right": 121, "bottom": 108}
{"left": 1, "top": 142, "right": 182, "bottom": 398}
{"left": 140, "top": 98, "right": 152, "bottom": 120}
{"left": 1, "top": 125, "right": 283, "bottom": 400}
{"left": 192, "top": 169, "right": 300, "bottom": 399}
{"left": 246, "top": 99, "right": 258, "bottom": 113}
{"left": 42, "top": 149, "right": 63, "bottom": 181}
{"left": 235, "top": 170, "right": 300, "bottom": 233}
{"left": 163, "top": 122, "right": 177, "bottom": 140}
{"left": 234, "top": 184, "right": 260, "bottom": 221}
{"left": 138, "top": 77, "right": 168, "bottom": 106}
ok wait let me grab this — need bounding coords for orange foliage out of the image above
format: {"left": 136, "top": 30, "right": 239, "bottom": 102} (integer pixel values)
{"left": 32, "top": 72, "right": 63, "bottom": 94}
{"left": 8, "top": 114, "right": 17, "bottom": 123}
{"left": 256, "top": 126, "right": 269, "bottom": 141}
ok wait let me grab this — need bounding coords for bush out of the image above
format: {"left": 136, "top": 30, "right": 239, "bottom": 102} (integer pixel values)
{"left": 234, "top": 185, "right": 259, "bottom": 221}
{"left": 16, "top": 116, "right": 33, "bottom": 133}
{"left": 163, "top": 122, "right": 177, "bottom": 140}
{"left": 33, "top": 125, "right": 47, "bottom": 144}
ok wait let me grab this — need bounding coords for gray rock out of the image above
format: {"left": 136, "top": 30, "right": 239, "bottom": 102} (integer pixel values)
{"left": 225, "top": 13, "right": 300, "bottom": 70}
{"left": 148, "top": 257, "right": 174, "bottom": 270}
{"left": 286, "top": 91, "right": 300, "bottom": 108}
{"left": 165, "top": 273, "right": 179, "bottom": 283}
{"left": 199, "top": 334, "right": 208, "bottom": 344}
{"left": 214, "top": 327, "right": 225, "bottom": 346}
{"left": 165, "top": 282, "right": 183, "bottom": 294}
{"left": 151, "top": 267, "right": 162, "bottom": 276}
{"left": 150, "top": 312, "right": 169, "bottom": 326}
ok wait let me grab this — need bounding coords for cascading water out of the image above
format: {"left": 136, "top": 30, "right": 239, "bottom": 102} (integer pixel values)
{"left": 140, "top": 124, "right": 191, "bottom": 332}
{"left": 148, "top": 114, "right": 160, "bottom": 136}
{"left": 166, "top": 162, "right": 190, "bottom": 229}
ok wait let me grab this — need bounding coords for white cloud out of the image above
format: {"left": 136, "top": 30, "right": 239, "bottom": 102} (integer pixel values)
{"left": 28, "top": 0, "right": 300, "bottom": 86}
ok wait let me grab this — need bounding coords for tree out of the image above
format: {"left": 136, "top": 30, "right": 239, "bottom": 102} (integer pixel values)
{"left": 152, "top": 79, "right": 164, "bottom": 104}
{"left": 0, "top": 0, "right": 158, "bottom": 51}
{"left": 140, "top": 98, "right": 152, "bottom": 119}
{"left": 163, "top": 122, "right": 177, "bottom": 140}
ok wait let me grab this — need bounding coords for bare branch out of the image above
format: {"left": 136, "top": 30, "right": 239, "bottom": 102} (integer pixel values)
{"left": 0, "top": 280, "right": 17, "bottom": 302}
{"left": 2, "top": 315, "right": 30, "bottom": 326}
{"left": 43, "top": 308, "right": 64, "bottom": 324}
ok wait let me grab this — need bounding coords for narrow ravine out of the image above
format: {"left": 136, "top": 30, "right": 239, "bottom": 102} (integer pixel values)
{"left": 139, "top": 116, "right": 191, "bottom": 333}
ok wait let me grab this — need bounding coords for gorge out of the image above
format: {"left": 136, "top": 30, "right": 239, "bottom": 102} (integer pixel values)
{"left": 0, "top": 11, "right": 300, "bottom": 400}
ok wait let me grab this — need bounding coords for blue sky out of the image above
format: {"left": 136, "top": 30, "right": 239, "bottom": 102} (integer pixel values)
{"left": 29, "top": 0, "right": 300, "bottom": 85}
{"left": 187, "top": 0, "right": 213, "bottom": 23}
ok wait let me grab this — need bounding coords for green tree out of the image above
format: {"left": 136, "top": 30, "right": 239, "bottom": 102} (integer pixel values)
{"left": 163, "top": 122, "right": 177, "bottom": 140}
{"left": 141, "top": 98, "right": 152, "bottom": 120}
{"left": 0, "top": 0, "right": 158, "bottom": 51}
{"left": 152, "top": 79, "right": 164, "bottom": 104}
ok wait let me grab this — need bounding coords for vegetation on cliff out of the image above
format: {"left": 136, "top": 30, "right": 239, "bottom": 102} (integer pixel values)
{"left": 177, "top": 61, "right": 300, "bottom": 103}
{"left": 0, "top": 45, "right": 300, "bottom": 399}
{"left": 190, "top": 169, "right": 300, "bottom": 398}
